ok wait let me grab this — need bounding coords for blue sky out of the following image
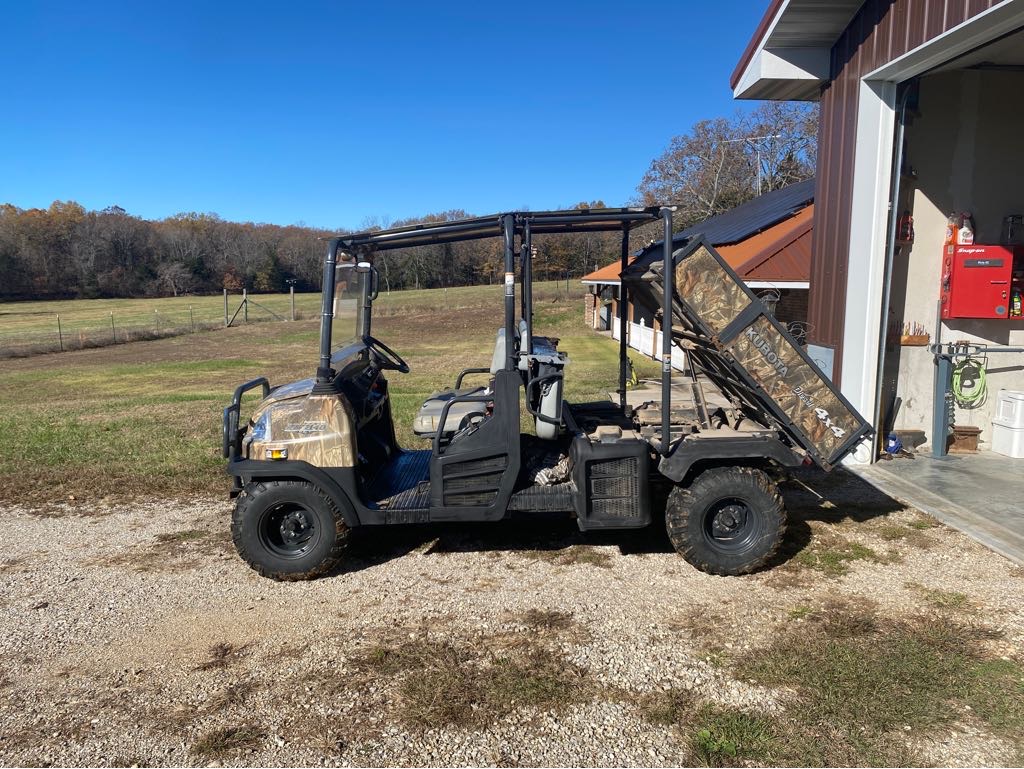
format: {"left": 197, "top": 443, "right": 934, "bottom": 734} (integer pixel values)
{"left": 1, "top": 1, "right": 765, "bottom": 230}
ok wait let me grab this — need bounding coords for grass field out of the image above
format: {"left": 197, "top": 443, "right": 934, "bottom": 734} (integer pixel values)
{"left": 0, "top": 285, "right": 657, "bottom": 502}
{"left": 0, "top": 281, "right": 577, "bottom": 356}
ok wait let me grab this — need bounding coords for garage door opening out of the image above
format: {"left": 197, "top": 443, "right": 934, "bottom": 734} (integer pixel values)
{"left": 867, "top": 27, "right": 1024, "bottom": 561}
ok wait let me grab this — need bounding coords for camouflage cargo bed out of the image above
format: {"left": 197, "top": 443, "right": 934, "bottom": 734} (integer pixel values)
{"left": 622, "top": 237, "right": 871, "bottom": 470}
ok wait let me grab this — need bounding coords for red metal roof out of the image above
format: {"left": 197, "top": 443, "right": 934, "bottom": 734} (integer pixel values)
{"left": 718, "top": 203, "right": 813, "bottom": 282}
{"left": 581, "top": 257, "right": 635, "bottom": 284}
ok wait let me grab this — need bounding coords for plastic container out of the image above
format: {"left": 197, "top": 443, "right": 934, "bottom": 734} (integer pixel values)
{"left": 990, "top": 389, "right": 1024, "bottom": 458}
{"left": 992, "top": 424, "right": 1024, "bottom": 458}
{"left": 994, "top": 389, "right": 1024, "bottom": 429}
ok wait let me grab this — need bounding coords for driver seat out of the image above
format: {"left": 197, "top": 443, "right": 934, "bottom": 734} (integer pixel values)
{"left": 412, "top": 328, "right": 513, "bottom": 440}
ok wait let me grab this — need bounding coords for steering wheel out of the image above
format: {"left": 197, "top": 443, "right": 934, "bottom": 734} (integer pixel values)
{"left": 366, "top": 336, "right": 410, "bottom": 374}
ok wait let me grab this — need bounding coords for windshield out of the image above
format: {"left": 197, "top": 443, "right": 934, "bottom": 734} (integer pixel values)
{"left": 332, "top": 264, "right": 369, "bottom": 352}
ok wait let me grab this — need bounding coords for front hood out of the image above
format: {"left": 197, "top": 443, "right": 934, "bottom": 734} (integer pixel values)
{"left": 261, "top": 377, "right": 315, "bottom": 406}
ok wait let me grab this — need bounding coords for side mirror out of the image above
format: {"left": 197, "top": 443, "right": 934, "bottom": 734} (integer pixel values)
{"left": 356, "top": 261, "right": 379, "bottom": 300}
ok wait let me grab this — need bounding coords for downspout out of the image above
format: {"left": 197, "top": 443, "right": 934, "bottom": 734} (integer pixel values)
{"left": 870, "top": 83, "right": 914, "bottom": 457}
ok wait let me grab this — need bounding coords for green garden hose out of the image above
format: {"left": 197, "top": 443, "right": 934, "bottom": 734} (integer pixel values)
{"left": 951, "top": 355, "right": 987, "bottom": 408}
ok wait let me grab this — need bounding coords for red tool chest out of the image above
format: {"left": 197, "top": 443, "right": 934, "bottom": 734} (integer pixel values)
{"left": 940, "top": 244, "right": 1023, "bottom": 320}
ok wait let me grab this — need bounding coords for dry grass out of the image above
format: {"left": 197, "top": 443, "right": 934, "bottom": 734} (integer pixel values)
{"left": 876, "top": 522, "right": 936, "bottom": 549}
{"left": 93, "top": 525, "right": 230, "bottom": 572}
{"left": 640, "top": 594, "right": 1024, "bottom": 766}
{"left": 190, "top": 725, "right": 265, "bottom": 758}
{"left": 336, "top": 626, "right": 591, "bottom": 729}
{"left": 735, "top": 607, "right": 1019, "bottom": 765}
{"left": 517, "top": 608, "right": 576, "bottom": 633}
{"left": 521, "top": 544, "right": 614, "bottom": 569}
{"left": 205, "top": 680, "right": 258, "bottom": 713}
{"left": 905, "top": 582, "right": 973, "bottom": 611}
{"left": 791, "top": 532, "right": 888, "bottom": 577}
{"left": 194, "top": 641, "right": 249, "bottom": 671}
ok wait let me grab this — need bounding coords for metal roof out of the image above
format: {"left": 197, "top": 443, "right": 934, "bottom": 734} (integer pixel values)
{"left": 583, "top": 199, "right": 814, "bottom": 286}
{"left": 718, "top": 202, "right": 813, "bottom": 282}
{"left": 625, "top": 178, "right": 814, "bottom": 276}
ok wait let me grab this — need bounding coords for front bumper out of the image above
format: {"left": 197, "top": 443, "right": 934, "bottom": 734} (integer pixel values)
{"left": 222, "top": 378, "right": 271, "bottom": 495}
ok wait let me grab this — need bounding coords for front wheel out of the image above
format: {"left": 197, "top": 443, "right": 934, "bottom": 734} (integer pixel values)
{"left": 665, "top": 466, "right": 785, "bottom": 576}
{"left": 231, "top": 480, "right": 350, "bottom": 580}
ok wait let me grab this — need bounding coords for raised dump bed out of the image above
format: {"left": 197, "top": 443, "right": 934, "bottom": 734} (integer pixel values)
{"left": 622, "top": 236, "right": 871, "bottom": 469}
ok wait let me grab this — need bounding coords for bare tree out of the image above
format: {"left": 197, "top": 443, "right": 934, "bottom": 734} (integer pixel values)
{"left": 637, "top": 104, "right": 817, "bottom": 229}
{"left": 156, "top": 262, "right": 193, "bottom": 297}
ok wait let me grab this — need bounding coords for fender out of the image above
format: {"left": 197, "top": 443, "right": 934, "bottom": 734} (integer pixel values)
{"left": 227, "top": 459, "right": 362, "bottom": 528}
{"left": 658, "top": 436, "right": 803, "bottom": 483}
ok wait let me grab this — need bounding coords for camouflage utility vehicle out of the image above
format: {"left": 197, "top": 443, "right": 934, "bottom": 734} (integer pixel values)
{"left": 223, "top": 208, "right": 871, "bottom": 580}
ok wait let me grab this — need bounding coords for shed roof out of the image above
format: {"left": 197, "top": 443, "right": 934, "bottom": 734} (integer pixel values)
{"left": 580, "top": 257, "right": 635, "bottom": 285}
{"left": 581, "top": 183, "right": 814, "bottom": 286}
{"left": 718, "top": 202, "right": 812, "bottom": 283}
{"left": 625, "top": 178, "right": 814, "bottom": 275}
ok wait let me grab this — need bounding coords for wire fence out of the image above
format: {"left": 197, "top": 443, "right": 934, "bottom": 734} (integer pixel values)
{"left": 0, "top": 281, "right": 585, "bottom": 359}
{"left": 0, "top": 291, "right": 314, "bottom": 359}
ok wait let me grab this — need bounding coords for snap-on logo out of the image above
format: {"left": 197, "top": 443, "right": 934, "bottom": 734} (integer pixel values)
{"left": 745, "top": 327, "right": 789, "bottom": 377}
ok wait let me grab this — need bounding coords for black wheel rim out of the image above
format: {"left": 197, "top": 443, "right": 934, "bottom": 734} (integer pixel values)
{"left": 702, "top": 497, "right": 760, "bottom": 554}
{"left": 258, "top": 502, "right": 320, "bottom": 559}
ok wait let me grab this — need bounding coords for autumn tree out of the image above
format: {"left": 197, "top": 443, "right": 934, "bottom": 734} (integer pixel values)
{"left": 637, "top": 103, "right": 817, "bottom": 229}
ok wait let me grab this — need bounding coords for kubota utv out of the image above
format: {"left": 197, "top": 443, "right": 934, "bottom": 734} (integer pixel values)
{"left": 222, "top": 208, "right": 871, "bottom": 580}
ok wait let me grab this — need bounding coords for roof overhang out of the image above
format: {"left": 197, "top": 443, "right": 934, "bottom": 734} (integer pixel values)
{"left": 731, "top": 0, "right": 864, "bottom": 101}
{"left": 746, "top": 280, "right": 809, "bottom": 290}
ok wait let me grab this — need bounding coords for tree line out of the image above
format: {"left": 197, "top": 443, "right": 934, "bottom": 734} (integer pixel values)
{"left": 0, "top": 103, "right": 816, "bottom": 301}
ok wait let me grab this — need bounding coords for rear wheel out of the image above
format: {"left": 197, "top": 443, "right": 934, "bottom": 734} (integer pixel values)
{"left": 231, "top": 480, "right": 349, "bottom": 581}
{"left": 665, "top": 466, "right": 785, "bottom": 576}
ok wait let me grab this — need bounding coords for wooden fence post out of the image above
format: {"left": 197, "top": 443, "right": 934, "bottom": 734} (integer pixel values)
{"left": 56, "top": 314, "right": 63, "bottom": 352}
{"left": 223, "top": 289, "right": 229, "bottom": 327}
{"left": 110, "top": 312, "right": 115, "bottom": 343}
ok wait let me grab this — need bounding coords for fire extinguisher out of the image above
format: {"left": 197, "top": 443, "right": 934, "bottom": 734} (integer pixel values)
{"left": 897, "top": 210, "right": 914, "bottom": 243}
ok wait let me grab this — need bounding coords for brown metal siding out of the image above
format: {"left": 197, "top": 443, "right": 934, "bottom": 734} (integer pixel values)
{"left": 808, "top": 0, "right": 997, "bottom": 383}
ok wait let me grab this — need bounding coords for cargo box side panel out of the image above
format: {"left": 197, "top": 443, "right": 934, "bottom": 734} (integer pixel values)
{"left": 673, "top": 245, "right": 752, "bottom": 336}
{"left": 669, "top": 241, "right": 872, "bottom": 467}
{"left": 728, "top": 315, "right": 864, "bottom": 466}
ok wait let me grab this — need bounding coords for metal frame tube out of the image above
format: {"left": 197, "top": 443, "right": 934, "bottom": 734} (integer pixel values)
{"left": 661, "top": 208, "right": 674, "bottom": 455}
{"left": 617, "top": 225, "right": 630, "bottom": 410}
{"left": 522, "top": 219, "right": 533, "bottom": 354}
{"left": 317, "top": 238, "right": 341, "bottom": 382}
{"left": 502, "top": 214, "right": 516, "bottom": 370}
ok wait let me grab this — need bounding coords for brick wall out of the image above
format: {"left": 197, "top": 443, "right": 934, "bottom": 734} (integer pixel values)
{"left": 774, "top": 289, "right": 808, "bottom": 327}
{"left": 584, "top": 291, "right": 599, "bottom": 328}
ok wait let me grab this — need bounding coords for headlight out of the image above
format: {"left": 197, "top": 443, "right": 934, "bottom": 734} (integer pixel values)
{"left": 250, "top": 412, "right": 268, "bottom": 441}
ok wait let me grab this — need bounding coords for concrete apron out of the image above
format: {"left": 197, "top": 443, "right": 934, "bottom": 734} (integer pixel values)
{"left": 854, "top": 450, "right": 1024, "bottom": 566}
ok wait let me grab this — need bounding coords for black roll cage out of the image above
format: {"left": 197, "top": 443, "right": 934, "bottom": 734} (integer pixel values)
{"left": 314, "top": 206, "right": 677, "bottom": 455}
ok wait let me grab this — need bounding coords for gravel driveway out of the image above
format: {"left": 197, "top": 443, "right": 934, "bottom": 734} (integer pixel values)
{"left": 2, "top": 471, "right": 1022, "bottom": 767}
